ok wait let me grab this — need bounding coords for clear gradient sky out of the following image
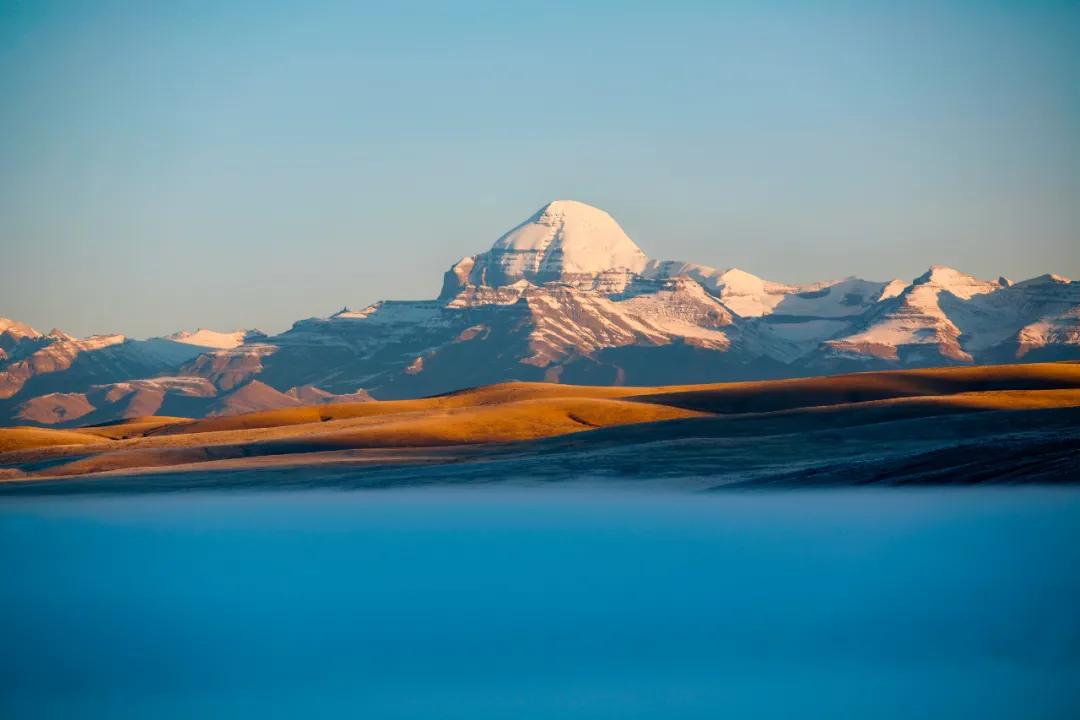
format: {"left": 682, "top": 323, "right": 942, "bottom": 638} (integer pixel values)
{"left": 2, "top": 1, "right": 1078, "bottom": 338}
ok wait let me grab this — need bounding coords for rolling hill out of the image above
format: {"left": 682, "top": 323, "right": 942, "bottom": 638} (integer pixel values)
{"left": 2, "top": 362, "right": 1077, "bottom": 492}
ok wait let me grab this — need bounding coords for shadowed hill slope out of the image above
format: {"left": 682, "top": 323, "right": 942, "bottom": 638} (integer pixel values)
{"left": 0, "top": 362, "right": 1077, "bottom": 488}
{"left": 633, "top": 362, "right": 1080, "bottom": 413}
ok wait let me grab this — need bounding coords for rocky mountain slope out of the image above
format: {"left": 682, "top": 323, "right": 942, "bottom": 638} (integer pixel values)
{"left": 2, "top": 199, "right": 1077, "bottom": 425}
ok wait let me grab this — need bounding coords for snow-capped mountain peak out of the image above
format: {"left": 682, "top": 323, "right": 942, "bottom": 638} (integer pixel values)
{"left": 712, "top": 267, "right": 765, "bottom": 294}
{"left": 1029, "top": 273, "right": 1071, "bottom": 285}
{"left": 913, "top": 265, "right": 1002, "bottom": 299}
{"left": 493, "top": 200, "right": 647, "bottom": 264}
{"left": 0, "top": 317, "right": 43, "bottom": 340}
{"left": 468, "top": 200, "right": 650, "bottom": 287}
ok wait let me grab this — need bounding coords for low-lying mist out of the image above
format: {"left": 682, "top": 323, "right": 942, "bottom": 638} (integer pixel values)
{"left": 2, "top": 487, "right": 1078, "bottom": 719}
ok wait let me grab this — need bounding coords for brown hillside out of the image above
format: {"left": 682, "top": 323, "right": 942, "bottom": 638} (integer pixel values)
{"left": 1, "top": 362, "right": 1078, "bottom": 484}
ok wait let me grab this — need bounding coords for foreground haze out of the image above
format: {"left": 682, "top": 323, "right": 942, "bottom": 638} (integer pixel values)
{"left": 3, "top": 488, "right": 1079, "bottom": 718}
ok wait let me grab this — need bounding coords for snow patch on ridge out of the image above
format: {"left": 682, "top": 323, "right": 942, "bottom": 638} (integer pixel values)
{"left": 166, "top": 329, "right": 260, "bottom": 349}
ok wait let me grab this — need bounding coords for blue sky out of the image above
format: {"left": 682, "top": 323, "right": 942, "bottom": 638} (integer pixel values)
{"left": 2, "top": 0, "right": 1078, "bottom": 337}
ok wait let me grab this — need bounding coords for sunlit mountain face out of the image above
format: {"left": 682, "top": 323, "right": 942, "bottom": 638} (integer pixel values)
{"left": 2, "top": 200, "right": 1078, "bottom": 426}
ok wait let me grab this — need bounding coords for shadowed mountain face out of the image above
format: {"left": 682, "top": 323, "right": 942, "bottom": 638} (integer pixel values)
{"left": 2, "top": 200, "right": 1079, "bottom": 424}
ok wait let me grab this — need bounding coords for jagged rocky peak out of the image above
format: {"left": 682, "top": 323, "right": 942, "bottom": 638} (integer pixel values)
{"left": 443, "top": 200, "right": 650, "bottom": 295}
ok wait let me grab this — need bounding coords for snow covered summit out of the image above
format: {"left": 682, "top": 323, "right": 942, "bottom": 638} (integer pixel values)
{"left": 446, "top": 200, "right": 650, "bottom": 291}
{"left": 491, "top": 199, "right": 650, "bottom": 274}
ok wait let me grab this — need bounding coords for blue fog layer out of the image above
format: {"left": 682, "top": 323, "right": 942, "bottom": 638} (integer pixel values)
{"left": 1, "top": 487, "right": 1079, "bottom": 719}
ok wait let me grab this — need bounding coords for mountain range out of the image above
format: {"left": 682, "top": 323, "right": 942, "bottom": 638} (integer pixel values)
{"left": 3, "top": 199, "right": 1078, "bottom": 426}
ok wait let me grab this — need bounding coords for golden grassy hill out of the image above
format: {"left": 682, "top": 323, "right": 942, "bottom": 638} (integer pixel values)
{"left": 77, "top": 417, "right": 191, "bottom": 440}
{"left": 0, "top": 427, "right": 109, "bottom": 453}
{"left": 1, "top": 362, "right": 1078, "bottom": 482}
{"left": 633, "top": 362, "right": 1080, "bottom": 413}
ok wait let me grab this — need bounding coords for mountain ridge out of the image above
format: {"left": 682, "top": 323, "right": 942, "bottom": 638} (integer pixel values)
{"left": 3, "top": 200, "right": 1078, "bottom": 425}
